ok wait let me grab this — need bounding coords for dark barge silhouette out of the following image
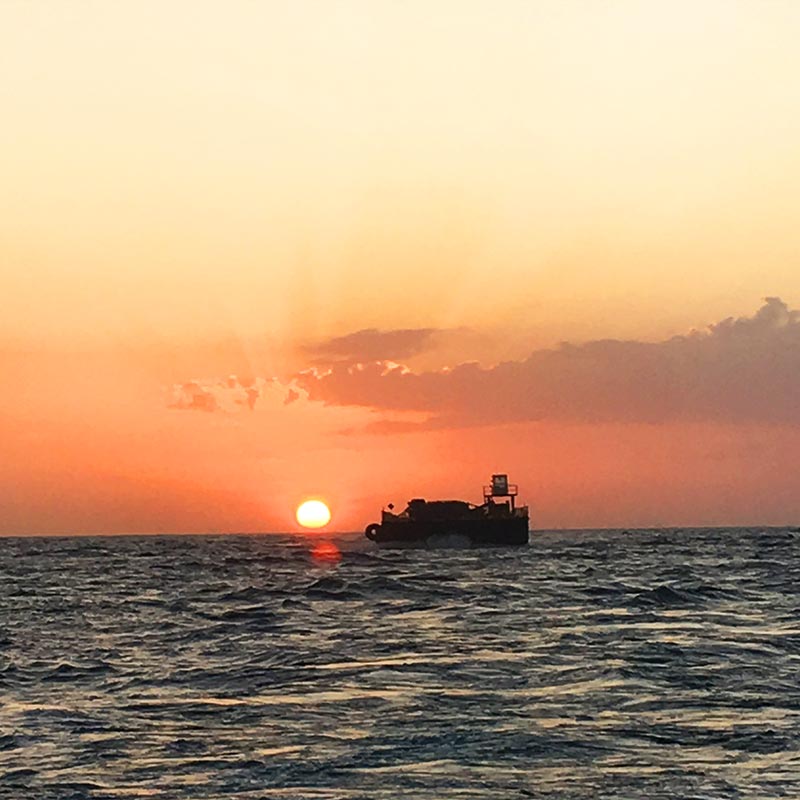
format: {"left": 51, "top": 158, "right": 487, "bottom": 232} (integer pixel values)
{"left": 364, "top": 474, "right": 529, "bottom": 547}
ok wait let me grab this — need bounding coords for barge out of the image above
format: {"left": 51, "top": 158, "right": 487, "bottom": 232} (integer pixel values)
{"left": 364, "top": 474, "right": 529, "bottom": 547}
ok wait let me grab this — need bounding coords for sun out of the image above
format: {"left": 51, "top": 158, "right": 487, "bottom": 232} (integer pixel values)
{"left": 296, "top": 500, "right": 331, "bottom": 529}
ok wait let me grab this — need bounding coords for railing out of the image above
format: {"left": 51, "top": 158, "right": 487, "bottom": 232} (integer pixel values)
{"left": 483, "top": 484, "right": 518, "bottom": 497}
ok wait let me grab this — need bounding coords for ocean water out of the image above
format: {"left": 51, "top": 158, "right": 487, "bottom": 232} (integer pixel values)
{"left": 2, "top": 528, "right": 800, "bottom": 799}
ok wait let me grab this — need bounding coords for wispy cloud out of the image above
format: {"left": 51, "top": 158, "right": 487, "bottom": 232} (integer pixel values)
{"left": 304, "top": 327, "right": 442, "bottom": 364}
{"left": 168, "top": 375, "right": 268, "bottom": 413}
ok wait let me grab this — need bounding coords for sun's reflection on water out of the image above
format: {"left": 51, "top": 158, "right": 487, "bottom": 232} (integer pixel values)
{"left": 311, "top": 540, "right": 341, "bottom": 563}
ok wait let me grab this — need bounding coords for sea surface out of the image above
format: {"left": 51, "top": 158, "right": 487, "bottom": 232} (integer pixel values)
{"left": 2, "top": 527, "right": 800, "bottom": 799}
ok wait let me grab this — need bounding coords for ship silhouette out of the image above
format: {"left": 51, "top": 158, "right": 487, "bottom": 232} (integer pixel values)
{"left": 365, "top": 474, "right": 529, "bottom": 547}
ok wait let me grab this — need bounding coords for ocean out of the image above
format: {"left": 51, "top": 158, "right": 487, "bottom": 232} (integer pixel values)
{"left": 1, "top": 527, "right": 799, "bottom": 799}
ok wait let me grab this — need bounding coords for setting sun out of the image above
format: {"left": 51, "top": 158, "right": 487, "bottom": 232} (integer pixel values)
{"left": 296, "top": 500, "right": 332, "bottom": 529}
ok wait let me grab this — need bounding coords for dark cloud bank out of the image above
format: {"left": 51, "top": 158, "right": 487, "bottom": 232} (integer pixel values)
{"left": 296, "top": 298, "right": 800, "bottom": 430}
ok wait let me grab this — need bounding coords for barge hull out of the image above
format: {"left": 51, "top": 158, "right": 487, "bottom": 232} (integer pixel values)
{"left": 371, "top": 517, "right": 529, "bottom": 547}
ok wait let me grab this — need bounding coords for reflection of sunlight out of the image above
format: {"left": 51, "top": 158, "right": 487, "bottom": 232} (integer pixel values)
{"left": 255, "top": 745, "right": 307, "bottom": 757}
{"left": 311, "top": 541, "right": 341, "bottom": 563}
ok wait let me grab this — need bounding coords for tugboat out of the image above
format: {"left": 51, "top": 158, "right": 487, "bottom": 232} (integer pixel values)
{"left": 364, "top": 474, "right": 530, "bottom": 547}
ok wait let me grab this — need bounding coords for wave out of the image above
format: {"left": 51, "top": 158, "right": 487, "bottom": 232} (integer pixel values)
{"left": 3, "top": 526, "right": 799, "bottom": 798}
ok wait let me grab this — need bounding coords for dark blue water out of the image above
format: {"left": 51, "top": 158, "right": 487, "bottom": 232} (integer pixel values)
{"left": 2, "top": 528, "right": 800, "bottom": 799}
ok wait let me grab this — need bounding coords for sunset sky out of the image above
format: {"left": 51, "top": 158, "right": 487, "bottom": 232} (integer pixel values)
{"left": 3, "top": 0, "right": 800, "bottom": 534}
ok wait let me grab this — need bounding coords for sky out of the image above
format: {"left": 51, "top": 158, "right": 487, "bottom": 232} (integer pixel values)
{"left": 2, "top": 0, "right": 800, "bottom": 534}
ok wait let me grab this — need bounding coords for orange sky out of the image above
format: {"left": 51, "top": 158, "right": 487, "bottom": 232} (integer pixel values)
{"left": 3, "top": 1, "right": 800, "bottom": 534}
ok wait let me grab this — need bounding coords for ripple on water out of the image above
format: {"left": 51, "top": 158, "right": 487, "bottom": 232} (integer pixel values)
{"left": 1, "top": 528, "right": 799, "bottom": 798}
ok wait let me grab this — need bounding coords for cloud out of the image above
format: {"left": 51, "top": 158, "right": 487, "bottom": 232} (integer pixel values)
{"left": 304, "top": 327, "right": 441, "bottom": 364}
{"left": 295, "top": 298, "right": 800, "bottom": 429}
{"left": 168, "top": 375, "right": 267, "bottom": 413}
